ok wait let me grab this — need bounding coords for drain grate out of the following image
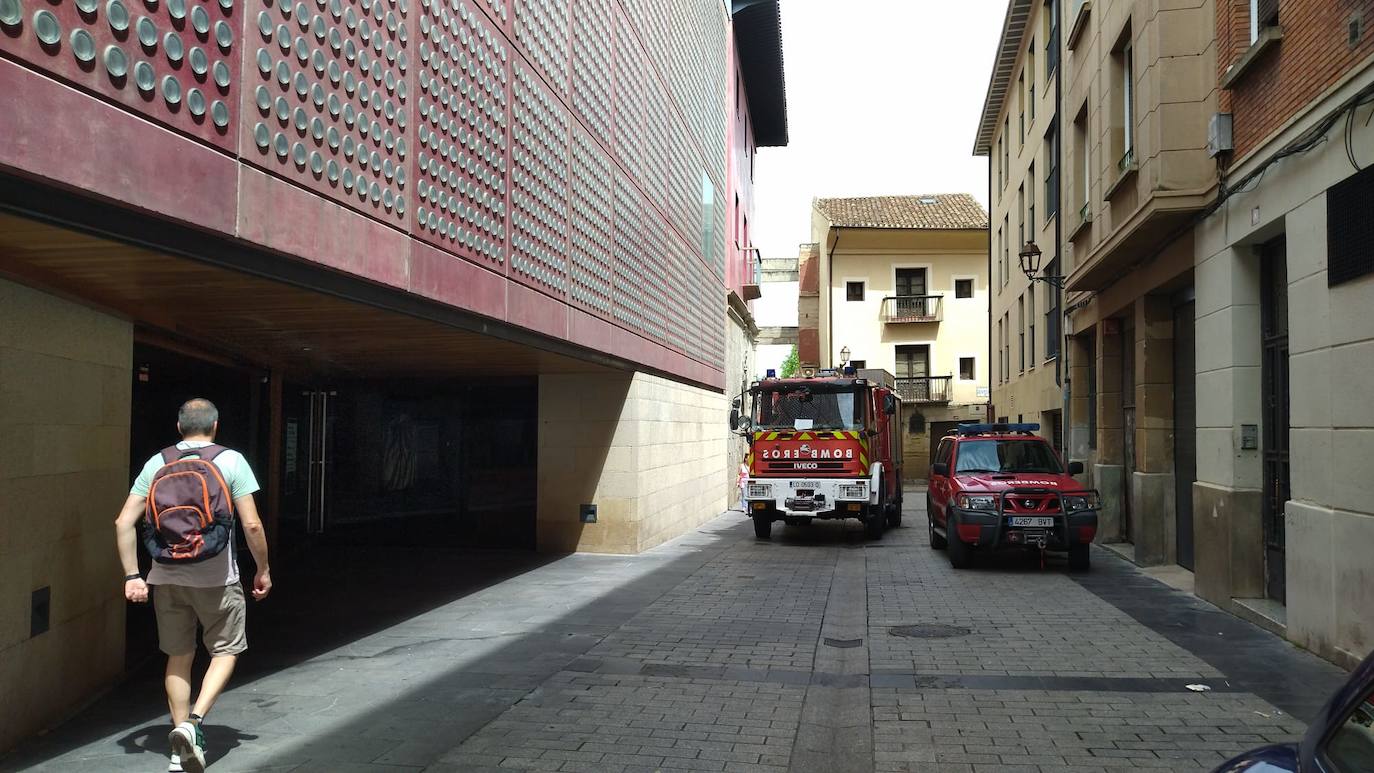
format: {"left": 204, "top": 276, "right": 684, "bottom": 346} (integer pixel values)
{"left": 889, "top": 624, "right": 971, "bottom": 639}
{"left": 823, "top": 637, "right": 863, "bottom": 648}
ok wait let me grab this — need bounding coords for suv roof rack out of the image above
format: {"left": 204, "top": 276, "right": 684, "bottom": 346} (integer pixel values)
{"left": 949, "top": 422, "right": 1041, "bottom": 437}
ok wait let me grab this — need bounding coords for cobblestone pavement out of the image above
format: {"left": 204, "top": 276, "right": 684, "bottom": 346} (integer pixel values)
{"left": 3, "top": 492, "right": 1351, "bottom": 773}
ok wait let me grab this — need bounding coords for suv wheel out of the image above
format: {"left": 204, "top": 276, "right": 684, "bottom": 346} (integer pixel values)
{"left": 753, "top": 512, "right": 772, "bottom": 540}
{"left": 1068, "top": 542, "right": 1090, "bottom": 572}
{"left": 885, "top": 500, "right": 902, "bottom": 528}
{"left": 947, "top": 520, "right": 973, "bottom": 569}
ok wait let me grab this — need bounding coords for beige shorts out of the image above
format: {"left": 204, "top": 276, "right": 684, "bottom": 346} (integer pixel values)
{"left": 153, "top": 583, "right": 247, "bottom": 657}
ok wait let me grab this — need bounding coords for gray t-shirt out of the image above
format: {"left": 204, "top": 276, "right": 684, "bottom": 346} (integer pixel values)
{"left": 131, "top": 440, "right": 260, "bottom": 588}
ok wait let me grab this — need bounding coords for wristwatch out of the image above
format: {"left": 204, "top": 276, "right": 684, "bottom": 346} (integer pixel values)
{"left": 124, "top": 573, "right": 142, "bottom": 582}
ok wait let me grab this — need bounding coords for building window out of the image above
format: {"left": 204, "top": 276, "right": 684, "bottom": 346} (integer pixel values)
{"left": 1329, "top": 165, "right": 1374, "bottom": 286}
{"left": 1028, "top": 162, "right": 1036, "bottom": 235}
{"left": 1018, "top": 295, "right": 1026, "bottom": 373}
{"left": 959, "top": 357, "right": 976, "bottom": 381}
{"left": 997, "top": 137, "right": 1004, "bottom": 192}
{"left": 1002, "top": 118, "right": 1010, "bottom": 187}
{"left": 1045, "top": 0, "right": 1059, "bottom": 78}
{"left": 1028, "top": 286, "right": 1037, "bottom": 365}
{"left": 1003, "top": 216, "right": 1011, "bottom": 286}
{"left": 846, "top": 281, "right": 865, "bottom": 301}
{"left": 996, "top": 228, "right": 1004, "bottom": 293}
{"left": 1028, "top": 39, "right": 1036, "bottom": 124}
{"left": 1045, "top": 259, "right": 1060, "bottom": 359}
{"left": 1003, "top": 311, "right": 1010, "bottom": 381}
{"left": 1017, "top": 185, "right": 1025, "bottom": 256}
{"left": 850, "top": 359, "right": 867, "bottom": 370}
{"left": 1018, "top": 72, "right": 1026, "bottom": 143}
{"left": 1073, "top": 105, "right": 1089, "bottom": 219}
{"left": 1250, "top": 0, "right": 1278, "bottom": 43}
{"left": 895, "top": 268, "right": 927, "bottom": 297}
{"left": 895, "top": 345, "right": 931, "bottom": 381}
{"left": 1111, "top": 27, "right": 1135, "bottom": 172}
{"left": 1045, "top": 121, "right": 1059, "bottom": 222}
{"left": 996, "top": 320, "right": 1003, "bottom": 383}
{"left": 955, "top": 278, "right": 973, "bottom": 298}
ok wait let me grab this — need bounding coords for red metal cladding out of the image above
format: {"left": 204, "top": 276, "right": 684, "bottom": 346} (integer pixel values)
{"left": 508, "top": 57, "right": 568, "bottom": 298}
{"left": 468, "top": 0, "right": 507, "bottom": 35}
{"left": 237, "top": 0, "right": 411, "bottom": 227}
{"left": 236, "top": 164, "right": 410, "bottom": 285}
{"left": 568, "top": 0, "right": 610, "bottom": 149}
{"left": 0, "top": 57, "right": 239, "bottom": 232}
{"left": 567, "top": 123, "right": 612, "bottom": 319}
{"left": 609, "top": 11, "right": 645, "bottom": 186}
{"left": 0, "top": 0, "right": 240, "bottom": 150}
{"left": 510, "top": 0, "right": 565, "bottom": 99}
{"left": 407, "top": 239, "right": 507, "bottom": 320}
{"left": 610, "top": 168, "right": 649, "bottom": 339}
{"left": 411, "top": 0, "right": 511, "bottom": 272}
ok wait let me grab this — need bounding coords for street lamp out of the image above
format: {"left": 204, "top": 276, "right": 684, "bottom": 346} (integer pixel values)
{"left": 838, "top": 346, "right": 850, "bottom": 366}
{"left": 1018, "top": 242, "right": 1065, "bottom": 288}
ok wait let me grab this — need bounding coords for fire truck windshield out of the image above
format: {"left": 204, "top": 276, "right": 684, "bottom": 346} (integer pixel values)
{"left": 752, "top": 386, "right": 864, "bottom": 431}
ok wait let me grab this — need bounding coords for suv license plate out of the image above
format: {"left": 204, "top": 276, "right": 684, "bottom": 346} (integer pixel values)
{"left": 1010, "top": 517, "right": 1055, "bottom": 527}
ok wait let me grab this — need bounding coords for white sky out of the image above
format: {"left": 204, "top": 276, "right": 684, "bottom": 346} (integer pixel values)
{"left": 751, "top": 0, "right": 1005, "bottom": 260}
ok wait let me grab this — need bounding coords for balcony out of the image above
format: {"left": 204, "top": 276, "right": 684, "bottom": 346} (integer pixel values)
{"left": 881, "top": 295, "right": 943, "bottom": 323}
{"left": 895, "top": 376, "right": 953, "bottom": 403}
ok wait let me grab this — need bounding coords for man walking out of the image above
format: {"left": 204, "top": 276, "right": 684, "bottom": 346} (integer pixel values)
{"left": 115, "top": 398, "right": 272, "bottom": 773}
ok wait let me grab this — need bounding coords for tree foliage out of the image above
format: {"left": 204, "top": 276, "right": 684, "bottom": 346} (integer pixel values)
{"left": 779, "top": 345, "right": 799, "bottom": 378}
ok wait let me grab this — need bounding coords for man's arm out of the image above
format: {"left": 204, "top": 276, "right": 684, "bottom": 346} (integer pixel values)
{"left": 114, "top": 494, "right": 149, "bottom": 603}
{"left": 235, "top": 494, "right": 272, "bottom": 600}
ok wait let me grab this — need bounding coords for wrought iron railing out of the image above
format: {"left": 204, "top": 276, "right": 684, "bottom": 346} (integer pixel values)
{"left": 895, "top": 376, "right": 953, "bottom": 403}
{"left": 881, "top": 295, "right": 943, "bottom": 323}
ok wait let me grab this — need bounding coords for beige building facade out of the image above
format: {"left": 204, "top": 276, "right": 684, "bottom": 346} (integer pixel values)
{"left": 973, "top": 0, "right": 1069, "bottom": 447}
{"left": 810, "top": 196, "right": 991, "bottom": 477}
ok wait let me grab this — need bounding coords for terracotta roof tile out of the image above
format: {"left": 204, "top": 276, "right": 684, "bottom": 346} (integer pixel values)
{"left": 813, "top": 194, "right": 989, "bottom": 230}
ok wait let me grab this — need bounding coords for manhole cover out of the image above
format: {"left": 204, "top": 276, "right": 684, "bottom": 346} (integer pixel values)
{"left": 823, "top": 637, "right": 862, "bottom": 648}
{"left": 889, "top": 624, "right": 971, "bottom": 639}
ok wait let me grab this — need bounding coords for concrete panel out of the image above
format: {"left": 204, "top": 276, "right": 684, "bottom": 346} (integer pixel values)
{"left": 1094, "top": 464, "right": 1125, "bottom": 542}
{"left": 1288, "top": 350, "right": 1332, "bottom": 430}
{"left": 1290, "top": 429, "right": 1334, "bottom": 510}
{"left": 1193, "top": 481, "right": 1264, "bottom": 605}
{"left": 1131, "top": 471, "right": 1176, "bottom": 566}
{"left": 1285, "top": 501, "right": 1335, "bottom": 660}
{"left": 1197, "top": 304, "right": 1261, "bottom": 371}
{"left": 1331, "top": 510, "right": 1374, "bottom": 663}
{"left": 1331, "top": 429, "right": 1374, "bottom": 516}
{"left": 0, "top": 281, "right": 134, "bottom": 369}
{"left": 1328, "top": 274, "right": 1374, "bottom": 348}
{"left": 1286, "top": 272, "right": 1331, "bottom": 356}
{"left": 1285, "top": 195, "right": 1328, "bottom": 283}
{"left": 1331, "top": 340, "right": 1374, "bottom": 429}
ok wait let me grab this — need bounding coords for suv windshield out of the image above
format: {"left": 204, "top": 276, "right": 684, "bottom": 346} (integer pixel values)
{"left": 954, "top": 439, "right": 1063, "bottom": 474}
{"left": 753, "top": 386, "right": 864, "bottom": 431}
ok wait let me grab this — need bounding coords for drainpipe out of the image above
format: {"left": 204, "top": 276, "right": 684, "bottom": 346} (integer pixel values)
{"left": 987, "top": 152, "right": 994, "bottom": 423}
{"left": 826, "top": 228, "right": 841, "bottom": 367}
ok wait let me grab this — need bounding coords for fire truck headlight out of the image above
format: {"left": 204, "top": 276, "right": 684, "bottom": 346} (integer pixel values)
{"left": 957, "top": 494, "right": 997, "bottom": 511}
{"left": 838, "top": 483, "right": 868, "bottom": 500}
{"left": 1063, "top": 493, "right": 1099, "bottom": 511}
{"left": 747, "top": 483, "right": 773, "bottom": 499}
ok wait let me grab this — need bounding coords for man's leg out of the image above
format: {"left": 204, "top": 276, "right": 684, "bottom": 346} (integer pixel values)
{"left": 165, "top": 654, "right": 195, "bottom": 725}
{"left": 191, "top": 655, "right": 237, "bottom": 718}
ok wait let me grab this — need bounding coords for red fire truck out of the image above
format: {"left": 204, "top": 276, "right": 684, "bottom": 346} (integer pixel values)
{"left": 731, "top": 368, "right": 904, "bottom": 539}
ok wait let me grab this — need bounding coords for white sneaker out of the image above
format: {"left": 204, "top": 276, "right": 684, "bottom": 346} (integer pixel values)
{"left": 168, "top": 722, "right": 206, "bottom": 773}
{"left": 168, "top": 753, "right": 185, "bottom": 772}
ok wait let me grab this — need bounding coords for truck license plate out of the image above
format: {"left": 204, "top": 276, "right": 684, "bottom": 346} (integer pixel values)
{"left": 1010, "top": 517, "right": 1054, "bottom": 527}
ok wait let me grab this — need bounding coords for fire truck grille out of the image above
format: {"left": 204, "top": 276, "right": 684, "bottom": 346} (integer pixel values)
{"left": 1003, "top": 495, "right": 1060, "bottom": 513}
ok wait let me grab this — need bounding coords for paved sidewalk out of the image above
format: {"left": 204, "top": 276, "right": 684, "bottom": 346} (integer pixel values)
{"left": 2, "top": 497, "right": 1350, "bottom": 772}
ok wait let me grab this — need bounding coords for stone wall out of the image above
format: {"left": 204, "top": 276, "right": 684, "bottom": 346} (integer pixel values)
{"left": 537, "top": 372, "right": 728, "bottom": 554}
{"left": 0, "top": 278, "right": 132, "bottom": 753}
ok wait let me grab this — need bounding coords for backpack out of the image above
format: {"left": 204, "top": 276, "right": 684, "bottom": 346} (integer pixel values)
{"left": 141, "top": 444, "right": 235, "bottom": 564}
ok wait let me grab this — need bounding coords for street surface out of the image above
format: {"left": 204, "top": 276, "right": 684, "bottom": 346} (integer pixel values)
{"left": 2, "top": 490, "right": 1348, "bottom": 772}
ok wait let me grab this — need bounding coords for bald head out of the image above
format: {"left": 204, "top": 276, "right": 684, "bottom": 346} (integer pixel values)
{"left": 177, "top": 398, "right": 219, "bottom": 439}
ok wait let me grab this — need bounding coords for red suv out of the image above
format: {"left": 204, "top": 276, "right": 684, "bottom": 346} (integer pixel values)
{"left": 927, "top": 423, "right": 1099, "bottom": 571}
